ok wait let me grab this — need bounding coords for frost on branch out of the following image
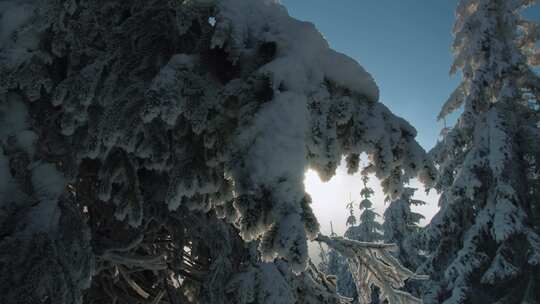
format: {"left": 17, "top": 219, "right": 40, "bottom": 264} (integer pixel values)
{"left": 0, "top": 0, "right": 435, "bottom": 301}
{"left": 317, "top": 234, "right": 427, "bottom": 304}
{"left": 423, "top": 0, "right": 540, "bottom": 303}
{"left": 226, "top": 258, "right": 347, "bottom": 304}
{"left": 207, "top": 0, "right": 435, "bottom": 272}
{"left": 345, "top": 174, "right": 384, "bottom": 243}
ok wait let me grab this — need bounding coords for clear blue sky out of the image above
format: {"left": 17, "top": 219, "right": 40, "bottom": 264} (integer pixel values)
{"left": 281, "top": 0, "right": 540, "bottom": 150}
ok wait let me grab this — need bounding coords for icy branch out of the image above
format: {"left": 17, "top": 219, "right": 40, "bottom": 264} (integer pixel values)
{"left": 316, "top": 234, "right": 428, "bottom": 304}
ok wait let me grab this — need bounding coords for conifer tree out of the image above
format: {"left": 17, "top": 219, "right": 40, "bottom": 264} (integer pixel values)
{"left": 421, "top": 0, "right": 540, "bottom": 303}
{"left": 324, "top": 175, "right": 385, "bottom": 303}
{"left": 346, "top": 175, "right": 384, "bottom": 243}
{"left": 383, "top": 188, "right": 426, "bottom": 298}
{"left": 0, "top": 0, "right": 434, "bottom": 303}
{"left": 319, "top": 222, "right": 357, "bottom": 302}
{"left": 383, "top": 188, "right": 425, "bottom": 270}
{"left": 347, "top": 196, "right": 358, "bottom": 227}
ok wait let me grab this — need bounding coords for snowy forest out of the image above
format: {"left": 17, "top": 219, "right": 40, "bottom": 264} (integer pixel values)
{"left": 1, "top": 0, "right": 540, "bottom": 303}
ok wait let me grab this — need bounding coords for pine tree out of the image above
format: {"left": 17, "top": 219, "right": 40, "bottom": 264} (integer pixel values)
{"left": 346, "top": 175, "right": 384, "bottom": 243}
{"left": 421, "top": 0, "right": 540, "bottom": 303}
{"left": 383, "top": 188, "right": 426, "bottom": 298}
{"left": 383, "top": 188, "right": 425, "bottom": 271}
{"left": 347, "top": 196, "right": 358, "bottom": 227}
{"left": 324, "top": 175, "right": 386, "bottom": 303}
{"left": 0, "top": 0, "right": 434, "bottom": 303}
{"left": 346, "top": 175, "right": 384, "bottom": 303}
{"left": 319, "top": 222, "right": 357, "bottom": 302}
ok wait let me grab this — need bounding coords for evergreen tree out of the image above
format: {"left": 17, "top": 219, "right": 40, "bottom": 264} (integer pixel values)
{"left": 346, "top": 175, "right": 384, "bottom": 243}
{"left": 347, "top": 196, "right": 358, "bottom": 227}
{"left": 327, "top": 175, "right": 385, "bottom": 303}
{"left": 383, "top": 188, "right": 426, "bottom": 298}
{"left": 317, "top": 183, "right": 429, "bottom": 304}
{"left": 345, "top": 175, "right": 384, "bottom": 303}
{"left": 317, "top": 234, "right": 428, "bottom": 304}
{"left": 421, "top": 0, "right": 540, "bottom": 303}
{"left": 319, "top": 223, "right": 357, "bottom": 302}
{"left": 0, "top": 0, "right": 434, "bottom": 303}
{"left": 383, "top": 187, "right": 425, "bottom": 270}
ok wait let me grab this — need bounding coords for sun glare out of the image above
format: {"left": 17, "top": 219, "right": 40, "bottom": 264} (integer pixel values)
{"left": 304, "top": 164, "right": 439, "bottom": 237}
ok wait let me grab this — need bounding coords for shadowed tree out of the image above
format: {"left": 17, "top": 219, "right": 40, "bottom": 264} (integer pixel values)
{"left": 0, "top": 0, "right": 434, "bottom": 303}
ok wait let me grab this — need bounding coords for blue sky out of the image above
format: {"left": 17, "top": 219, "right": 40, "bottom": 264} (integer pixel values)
{"left": 282, "top": 0, "right": 540, "bottom": 150}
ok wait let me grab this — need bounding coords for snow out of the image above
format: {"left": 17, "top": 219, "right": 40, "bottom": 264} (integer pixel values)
{"left": 438, "top": 84, "right": 465, "bottom": 120}
{"left": 317, "top": 234, "right": 426, "bottom": 304}
{"left": 214, "top": 0, "right": 379, "bottom": 101}
{"left": 0, "top": 0, "right": 438, "bottom": 298}
{"left": 0, "top": 93, "right": 38, "bottom": 156}
{"left": 0, "top": 1, "right": 41, "bottom": 64}
{"left": 0, "top": 1, "right": 34, "bottom": 47}
{"left": 28, "top": 162, "right": 66, "bottom": 233}
{"left": 205, "top": 0, "right": 412, "bottom": 272}
{"left": 486, "top": 108, "right": 511, "bottom": 178}
{"left": 480, "top": 251, "right": 519, "bottom": 284}
{"left": 227, "top": 262, "right": 295, "bottom": 304}
{"left": 142, "top": 54, "right": 198, "bottom": 125}
{"left": 0, "top": 92, "right": 30, "bottom": 138}
{"left": 491, "top": 196, "right": 525, "bottom": 242}
{"left": 239, "top": 91, "right": 308, "bottom": 204}
{"left": 15, "top": 130, "right": 37, "bottom": 155}
{"left": 423, "top": 1, "right": 540, "bottom": 302}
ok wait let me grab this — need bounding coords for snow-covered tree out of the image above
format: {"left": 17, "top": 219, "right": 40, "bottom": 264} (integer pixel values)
{"left": 421, "top": 0, "right": 540, "bottom": 303}
{"left": 321, "top": 175, "right": 389, "bottom": 303}
{"left": 383, "top": 188, "right": 426, "bottom": 298}
{"left": 0, "top": 0, "right": 434, "bottom": 303}
{"left": 317, "top": 234, "right": 428, "bottom": 304}
{"left": 383, "top": 188, "right": 425, "bottom": 270}
{"left": 347, "top": 197, "right": 358, "bottom": 227}
{"left": 344, "top": 174, "right": 384, "bottom": 303}
{"left": 346, "top": 175, "right": 384, "bottom": 243}
{"left": 319, "top": 222, "right": 359, "bottom": 302}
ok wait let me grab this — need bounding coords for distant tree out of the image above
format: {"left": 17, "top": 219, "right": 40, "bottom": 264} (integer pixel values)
{"left": 347, "top": 195, "right": 358, "bottom": 227}
{"left": 346, "top": 175, "right": 384, "bottom": 243}
{"left": 318, "top": 223, "right": 357, "bottom": 302}
{"left": 344, "top": 175, "right": 385, "bottom": 303}
{"left": 383, "top": 187, "right": 425, "bottom": 270}
{"left": 383, "top": 188, "right": 426, "bottom": 297}
{"left": 421, "top": 0, "right": 540, "bottom": 303}
{"left": 321, "top": 175, "right": 387, "bottom": 303}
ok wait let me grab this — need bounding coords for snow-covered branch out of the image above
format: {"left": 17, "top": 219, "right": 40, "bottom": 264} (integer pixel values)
{"left": 316, "top": 234, "right": 427, "bottom": 304}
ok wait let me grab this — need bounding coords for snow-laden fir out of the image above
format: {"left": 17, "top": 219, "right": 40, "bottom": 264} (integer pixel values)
{"left": 0, "top": 0, "right": 435, "bottom": 302}
{"left": 420, "top": 0, "right": 540, "bottom": 303}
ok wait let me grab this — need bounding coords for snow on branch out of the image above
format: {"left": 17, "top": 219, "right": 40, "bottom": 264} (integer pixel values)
{"left": 0, "top": 1, "right": 436, "bottom": 301}
{"left": 316, "top": 234, "right": 428, "bottom": 304}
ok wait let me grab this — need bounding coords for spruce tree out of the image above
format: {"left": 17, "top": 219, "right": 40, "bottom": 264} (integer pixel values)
{"left": 383, "top": 187, "right": 425, "bottom": 270}
{"left": 421, "top": 0, "right": 540, "bottom": 303}
{"left": 383, "top": 188, "right": 426, "bottom": 298}
{"left": 329, "top": 174, "right": 385, "bottom": 303}
{"left": 0, "top": 0, "right": 434, "bottom": 303}
{"left": 318, "top": 223, "right": 357, "bottom": 302}
{"left": 346, "top": 175, "right": 384, "bottom": 243}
